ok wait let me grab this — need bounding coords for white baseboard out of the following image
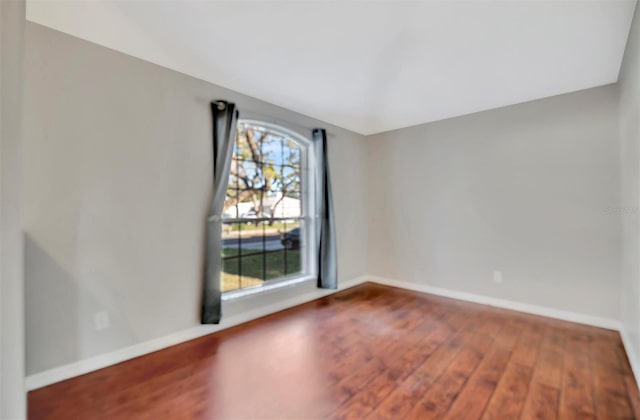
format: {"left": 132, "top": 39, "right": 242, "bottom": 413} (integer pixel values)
{"left": 25, "top": 275, "right": 369, "bottom": 391}
{"left": 365, "top": 275, "right": 621, "bottom": 331}
{"left": 620, "top": 327, "right": 640, "bottom": 388}
{"left": 25, "top": 274, "right": 631, "bottom": 392}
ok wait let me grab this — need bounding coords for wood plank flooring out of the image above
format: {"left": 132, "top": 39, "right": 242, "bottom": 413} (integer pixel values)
{"left": 28, "top": 283, "right": 640, "bottom": 419}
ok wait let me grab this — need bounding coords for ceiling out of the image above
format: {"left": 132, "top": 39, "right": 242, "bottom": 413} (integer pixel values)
{"left": 27, "top": 0, "right": 637, "bottom": 135}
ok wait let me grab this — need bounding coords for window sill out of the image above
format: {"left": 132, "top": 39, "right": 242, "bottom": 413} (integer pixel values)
{"left": 221, "top": 275, "right": 316, "bottom": 301}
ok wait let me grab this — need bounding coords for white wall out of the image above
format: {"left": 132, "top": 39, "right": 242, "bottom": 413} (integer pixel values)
{"left": 1, "top": 0, "right": 26, "bottom": 417}
{"left": 367, "top": 85, "right": 622, "bottom": 320}
{"left": 23, "top": 22, "right": 368, "bottom": 375}
{"left": 619, "top": 2, "right": 640, "bottom": 379}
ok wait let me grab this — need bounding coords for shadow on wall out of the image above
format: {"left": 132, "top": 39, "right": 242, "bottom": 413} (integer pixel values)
{"left": 24, "top": 233, "right": 136, "bottom": 376}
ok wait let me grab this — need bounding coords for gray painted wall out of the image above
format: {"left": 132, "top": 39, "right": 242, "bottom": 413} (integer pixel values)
{"left": 23, "top": 13, "right": 633, "bottom": 381}
{"left": 1, "top": 0, "right": 26, "bottom": 417}
{"left": 366, "top": 86, "right": 622, "bottom": 319}
{"left": 619, "top": 2, "right": 640, "bottom": 376}
{"left": 23, "top": 22, "right": 368, "bottom": 375}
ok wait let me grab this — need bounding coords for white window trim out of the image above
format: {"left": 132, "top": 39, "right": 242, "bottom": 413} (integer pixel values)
{"left": 221, "top": 119, "right": 317, "bottom": 300}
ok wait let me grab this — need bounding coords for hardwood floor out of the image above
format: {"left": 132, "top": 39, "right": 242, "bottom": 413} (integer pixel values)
{"left": 28, "top": 283, "right": 640, "bottom": 419}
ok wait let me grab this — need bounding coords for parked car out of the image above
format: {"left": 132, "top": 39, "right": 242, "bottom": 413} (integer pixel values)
{"left": 280, "top": 227, "right": 301, "bottom": 250}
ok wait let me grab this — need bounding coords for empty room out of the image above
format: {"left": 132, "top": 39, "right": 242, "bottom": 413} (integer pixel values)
{"left": 2, "top": 0, "right": 640, "bottom": 418}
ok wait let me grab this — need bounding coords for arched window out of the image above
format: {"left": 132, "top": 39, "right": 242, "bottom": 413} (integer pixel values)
{"left": 221, "top": 120, "right": 315, "bottom": 293}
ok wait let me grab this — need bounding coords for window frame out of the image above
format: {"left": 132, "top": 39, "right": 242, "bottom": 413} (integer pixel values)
{"left": 221, "top": 119, "right": 317, "bottom": 300}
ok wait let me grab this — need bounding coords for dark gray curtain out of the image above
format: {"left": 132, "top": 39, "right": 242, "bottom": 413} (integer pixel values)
{"left": 202, "top": 100, "right": 238, "bottom": 324}
{"left": 313, "top": 129, "right": 337, "bottom": 289}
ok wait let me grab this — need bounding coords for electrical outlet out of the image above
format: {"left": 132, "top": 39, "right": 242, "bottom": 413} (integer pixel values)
{"left": 493, "top": 270, "right": 503, "bottom": 283}
{"left": 94, "top": 311, "right": 110, "bottom": 331}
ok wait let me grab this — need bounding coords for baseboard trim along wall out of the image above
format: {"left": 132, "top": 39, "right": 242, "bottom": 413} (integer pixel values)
{"left": 27, "top": 274, "right": 631, "bottom": 391}
{"left": 25, "top": 275, "right": 369, "bottom": 391}
{"left": 620, "top": 328, "right": 640, "bottom": 389}
{"left": 367, "top": 275, "right": 621, "bottom": 330}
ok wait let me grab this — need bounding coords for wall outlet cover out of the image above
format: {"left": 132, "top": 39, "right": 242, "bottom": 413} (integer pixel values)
{"left": 94, "top": 312, "right": 110, "bottom": 331}
{"left": 493, "top": 270, "right": 503, "bottom": 283}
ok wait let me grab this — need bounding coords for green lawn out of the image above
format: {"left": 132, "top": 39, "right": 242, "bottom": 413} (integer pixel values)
{"left": 222, "top": 249, "right": 301, "bottom": 292}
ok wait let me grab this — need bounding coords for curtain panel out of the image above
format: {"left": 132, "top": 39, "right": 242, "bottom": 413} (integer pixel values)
{"left": 201, "top": 101, "right": 238, "bottom": 324}
{"left": 313, "top": 128, "right": 338, "bottom": 289}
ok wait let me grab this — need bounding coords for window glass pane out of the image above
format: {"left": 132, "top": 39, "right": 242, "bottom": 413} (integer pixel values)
{"left": 265, "top": 222, "right": 285, "bottom": 280}
{"left": 263, "top": 163, "right": 278, "bottom": 199}
{"left": 269, "top": 195, "right": 299, "bottom": 219}
{"left": 222, "top": 204, "right": 239, "bottom": 220}
{"left": 236, "top": 191, "right": 263, "bottom": 219}
{"left": 234, "top": 128, "right": 244, "bottom": 155}
{"left": 223, "top": 188, "right": 239, "bottom": 219}
{"left": 222, "top": 223, "right": 240, "bottom": 257}
{"left": 235, "top": 125, "right": 252, "bottom": 161}
{"left": 282, "top": 166, "right": 301, "bottom": 196}
{"left": 222, "top": 258, "right": 240, "bottom": 292}
{"left": 265, "top": 251, "right": 285, "bottom": 281}
{"left": 284, "top": 220, "right": 303, "bottom": 277}
{"left": 266, "top": 220, "right": 304, "bottom": 280}
{"left": 285, "top": 139, "right": 301, "bottom": 167}
{"left": 234, "top": 160, "right": 260, "bottom": 190}
{"left": 285, "top": 245, "right": 303, "bottom": 277}
{"left": 239, "top": 253, "right": 265, "bottom": 289}
{"left": 261, "top": 132, "right": 282, "bottom": 165}
{"left": 221, "top": 222, "right": 241, "bottom": 292}
{"left": 263, "top": 221, "right": 282, "bottom": 252}
{"left": 282, "top": 165, "right": 298, "bottom": 178}
{"left": 222, "top": 121, "right": 309, "bottom": 293}
{"left": 281, "top": 190, "right": 302, "bottom": 218}
{"left": 239, "top": 221, "right": 263, "bottom": 256}
{"left": 254, "top": 194, "right": 270, "bottom": 219}
{"left": 267, "top": 165, "right": 283, "bottom": 195}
